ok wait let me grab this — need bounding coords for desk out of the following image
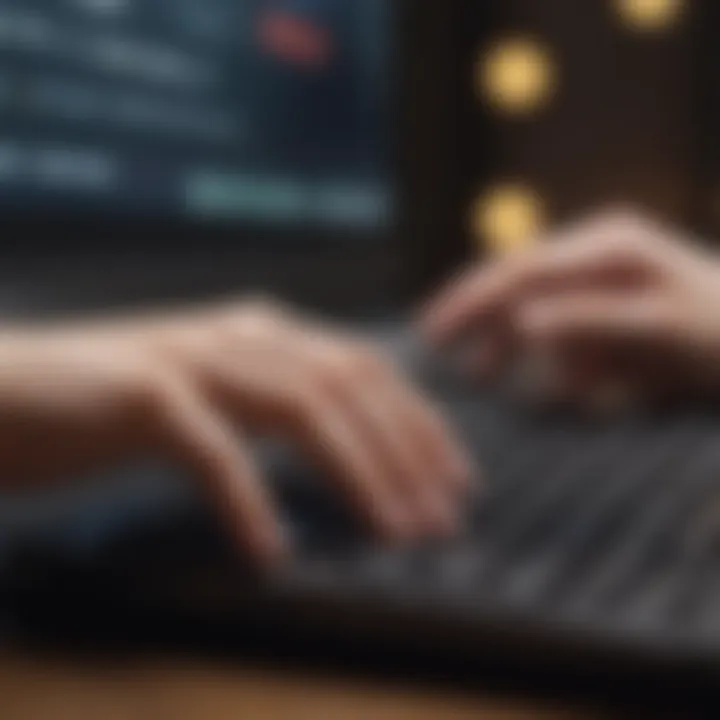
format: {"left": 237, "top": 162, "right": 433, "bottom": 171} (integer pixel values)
{"left": 0, "top": 652, "right": 600, "bottom": 720}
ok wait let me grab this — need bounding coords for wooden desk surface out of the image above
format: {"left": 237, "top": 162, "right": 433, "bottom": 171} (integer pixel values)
{"left": 0, "top": 652, "right": 601, "bottom": 720}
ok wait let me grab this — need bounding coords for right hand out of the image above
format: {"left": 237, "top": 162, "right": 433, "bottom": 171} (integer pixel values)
{"left": 0, "top": 300, "right": 470, "bottom": 566}
{"left": 422, "top": 208, "right": 720, "bottom": 404}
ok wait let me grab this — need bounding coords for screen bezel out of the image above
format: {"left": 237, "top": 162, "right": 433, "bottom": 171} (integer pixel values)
{"left": 0, "top": 1, "right": 473, "bottom": 318}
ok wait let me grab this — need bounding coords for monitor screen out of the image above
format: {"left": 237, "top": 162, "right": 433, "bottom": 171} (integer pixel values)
{"left": 0, "top": 0, "right": 394, "bottom": 235}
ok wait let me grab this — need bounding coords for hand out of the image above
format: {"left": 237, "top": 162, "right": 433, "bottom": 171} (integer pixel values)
{"left": 0, "top": 300, "right": 469, "bottom": 565}
{"left": 422, "top": 208, "right": 720, "bottom": 404}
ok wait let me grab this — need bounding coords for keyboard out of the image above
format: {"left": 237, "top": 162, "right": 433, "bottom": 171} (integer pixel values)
{"left": 4, "top": 329, "right": 720, "bottom": 683}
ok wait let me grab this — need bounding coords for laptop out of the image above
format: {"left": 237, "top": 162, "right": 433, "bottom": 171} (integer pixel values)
{"left": 2, "top": 0, "right": 720, "bottom": 711}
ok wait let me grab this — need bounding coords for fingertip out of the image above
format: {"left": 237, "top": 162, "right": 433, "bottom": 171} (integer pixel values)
{"left": 418, "top": 488, "right": 461, "bottom": 537}
{"left": 377, "top": 499, "right": 420, "bottom": 544}
{"left": 243, "top": 520, "right": 291, "bottom": 569}
{"left": 418, "top": 311, "right": 448, "bottom": 347}
{"left": 434, "top": 417, "right": 474, "bottom": 484}
{"left": 418, "top": 296, "right": 463, "bottom": 347}
{"left": 453, "top": 454, "right": 476, "bottom": 490}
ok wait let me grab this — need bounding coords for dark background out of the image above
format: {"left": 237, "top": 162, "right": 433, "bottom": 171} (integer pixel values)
{"left": 0, "top": 0, "right": 711, "bottom": 314}
{"left": 409, "top": 0, "right": 703, "bottom": 298}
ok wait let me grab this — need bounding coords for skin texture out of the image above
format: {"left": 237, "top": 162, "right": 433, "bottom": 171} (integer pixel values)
{"left": 423, "top": 208, "right": 720, "bottom": 406}
{"left": 0, "top": 300, "right": 470, "bottom": 567}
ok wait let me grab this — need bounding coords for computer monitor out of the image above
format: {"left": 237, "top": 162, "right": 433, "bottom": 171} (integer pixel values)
{"left": 0, "top": 0, "right": 391, "bottom": 231}
{"left": 0, "top": 1, "right": 474, "bottom": 316}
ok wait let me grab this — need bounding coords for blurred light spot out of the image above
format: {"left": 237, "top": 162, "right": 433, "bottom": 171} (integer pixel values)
{"left": 477, "top": 38, "right": 556, "bottom": 116}
{"left": 473, "top": 184, "right": 544, "bottom": 255}
{"left": 256, "top": 10, "right": 333, "bottom": 70}
{"left": 615, "top": 0, "right": 685, "bottom": 31}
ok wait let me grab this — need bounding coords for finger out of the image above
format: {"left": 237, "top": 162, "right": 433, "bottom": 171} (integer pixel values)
{"left": 204, "top": 349, "right": 418, "bottom": 542}
{"left": 381, "top": 373, "right": 472, "bottom": 492}
{"left": 452, "top": 327, "right": 515, "bottom": 381}
{"left": 326, "top": 365, "right": 468, "bottom": 535}
{"left": 237, "top": 325, "right": 454, "bottom": 532}
{"left": 306, "top": 338, "right": 471, "bottom": 515}
{"left": 517, "top": 293, "right": 681, "bottom": 348}
{"left": 349, "top": 384, "right": 459, "bottom": 535}
{"left": 288, "top": 387, "right": 419, "bottom": 541}
{"left": 506, "top": 291, "right": 684, "bottom": 413}
{"left": 316, "top": 338, "right": 473, "bottom": 489}
{"left": 422, "top": 216, "right": 657, "bottom": 345}
{"left": 152, "top": 377, "right": 286, "bottom": 566}
{"left": 378, "top": 378, "right": 474, "bottom": 533}
{"left": 545, "top": 347, "right": 637, "bottom": 411}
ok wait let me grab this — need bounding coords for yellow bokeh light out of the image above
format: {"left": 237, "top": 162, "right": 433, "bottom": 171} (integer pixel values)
{"left": 615, "top": 0, "right": 685, "bottom": 31}
{"left": 477, "top": 38, "right": 557, "bottom": 116}
{"left": 472, "top": 184, "right": 545, "bottom": 256}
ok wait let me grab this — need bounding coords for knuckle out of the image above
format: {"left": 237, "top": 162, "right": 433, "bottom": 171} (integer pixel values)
{"left": 275, "top": 372, "right": 315, "bottom": 416}
{"left": 280, "top": 382, "right": 326, "bottom": 431}
{"left": 596, "top": 222, "right": 651, "bottom": 264}
{"left": 229, "top": 298, "right": 286, "bottom": 338}
{"left": 122, "top": 378, "right": 172, "bottom": 441}
{"left": 581, "top": 205, "right": 646, "bottom": 249}
{"left": 594, "top": 204, "right": 649, "bottom": 233}
{"left": 350, "top": 345, "right": 388, "bottom": 377}
{"left": 307, "top": 352, "right": 354, "bottom": 396}
{"left": 348, "top": 341, "right": 390, "bottom": 372}
{"left": 605, "top": 232, "right": 642, "bottom": 260}
{"left": 241, "top": 295, "right": 284, "bottom": 319}
{"left": 139, "top": 376, "right": 176, "bottom": 420}
{"left": 122, "top": 361, "right": 162, "bottom": 406}
{"left": 319, "top": 343, "right": 388, "bottom": 384}
{"left": 130, "top": 364, "right": 184, "bottom": 423}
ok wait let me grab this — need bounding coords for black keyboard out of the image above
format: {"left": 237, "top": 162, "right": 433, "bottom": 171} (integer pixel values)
{"left": 5, "top": 330, "right": 720, "bottom": 683}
